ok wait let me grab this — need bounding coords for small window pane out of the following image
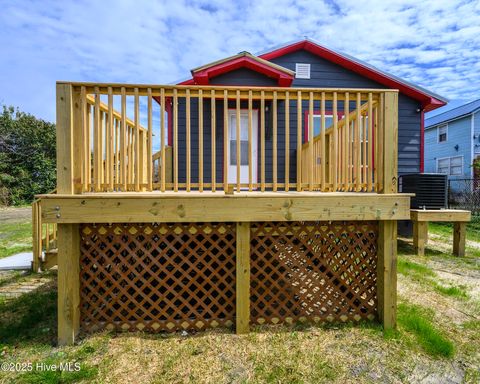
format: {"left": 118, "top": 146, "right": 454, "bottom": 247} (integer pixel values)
{"left": 438, "top": 125, "right": 447, "bottom": 142}
{"left": 451, "top": 156, "right": 462, "bottom": 166}
{"left": 230, "top": 141, "right": 249, "bottom": 165}
{"left": 451, "top": 166, "right": 462, "bottom": 175}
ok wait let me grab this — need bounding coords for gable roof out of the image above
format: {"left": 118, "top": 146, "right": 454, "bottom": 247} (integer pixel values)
{"left": 425, "top": 99, "right": 480, "bottom": 128}
{"left": 258, "top": 38, "right": 447, "bottom": 112}
{"left": 180, "top": 51, "right": 294, "bottom": 86}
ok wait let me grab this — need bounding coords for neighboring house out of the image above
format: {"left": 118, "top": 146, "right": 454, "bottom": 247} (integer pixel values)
{"left": 424, "top": 99, "right": 480, "bottom": 188}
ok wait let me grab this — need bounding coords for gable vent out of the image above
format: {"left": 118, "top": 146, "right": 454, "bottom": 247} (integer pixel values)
{"left": 295, "top": 63, "right": 311, "bottom": 79}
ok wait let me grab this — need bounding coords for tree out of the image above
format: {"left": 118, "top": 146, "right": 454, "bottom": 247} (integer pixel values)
{"left": 0, "top": 106, "right": 56, "bottom": 205}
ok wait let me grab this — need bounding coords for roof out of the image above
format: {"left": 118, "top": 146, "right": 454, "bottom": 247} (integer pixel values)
{"left": 181, "top": 52, "right": 294, "bottom": 86}
{"left": 177, "top": 38, "right": 448, "bottom": 112}
{"left": 258, "top": 38, "right": 448, "bottom": 112}
{"left": 425, "top": 99, "right": 480, "bottom": 128}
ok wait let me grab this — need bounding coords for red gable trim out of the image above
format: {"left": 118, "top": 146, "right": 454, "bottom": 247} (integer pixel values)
{"left": 182, "top": 56, "right": 294, "bottom": 87}
{"left": 259, "top": 40, "right": 446, "bottom": 112}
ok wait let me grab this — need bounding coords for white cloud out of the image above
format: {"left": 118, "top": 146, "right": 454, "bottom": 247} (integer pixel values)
{"left": 0, "top": 0, "right": 479, "bottom": 121}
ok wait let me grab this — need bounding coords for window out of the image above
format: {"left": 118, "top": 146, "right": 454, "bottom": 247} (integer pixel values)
{"left": 295, "top": 63, "right": 311, "bottom": 79}
{"left": 438, "top": 124, "right": 447, "bottom": 142}
{"left": 437, "top": 156, "right": 463, "bottom": 176}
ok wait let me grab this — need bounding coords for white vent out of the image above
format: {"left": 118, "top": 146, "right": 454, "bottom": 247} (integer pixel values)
{"left": 295, "top": 63, "right": 311, "bottom": 79}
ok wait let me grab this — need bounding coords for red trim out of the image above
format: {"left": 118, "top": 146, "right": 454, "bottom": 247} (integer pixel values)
{"left": 181, "top": 56, "right": 294, "bottom": 87}
{"left": 420, "top": 110, "right": 425, "bottom": 172}
{"left": 259, "top": 40, "right": 446, "bottom": 112}
{"left": 303, "top": 110, "right": 344, "bottom": 142}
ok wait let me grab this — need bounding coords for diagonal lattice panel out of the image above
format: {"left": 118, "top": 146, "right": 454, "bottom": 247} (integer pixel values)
{"left": 250, "top": 221, "right": 378, "bottom": 325}
{"left": 80, "top": 223, "right": 236, "bottom": 333}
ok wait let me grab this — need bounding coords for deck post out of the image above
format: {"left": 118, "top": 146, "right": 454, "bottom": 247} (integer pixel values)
{"left": 56, "top": 83, "right": 82, "bottom": 345}
{"left": 236, "top": 222, "right": 250, "bottom": 334}
{"left": 377, "top": 91, "right": 398, "bottom": 330}
{"left": 413, "top": 221, "right": 428, "bottom": 256}
{"left": 453, "top": 222, "right": 466, "bottom": 257}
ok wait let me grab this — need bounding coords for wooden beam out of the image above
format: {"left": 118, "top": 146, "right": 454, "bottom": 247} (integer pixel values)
{"left": 32, "top": 201, "right": 41, "bottom": 272}
{"left": 39, "top": 193, "right": 411, "bottom": 223}
{"left": 453, "top": 222, "right": 467, "bottom": 257}
{"left": 57, "top": 224, "right": 80, "bottom": 346}
{"left": 377, "top": 220, "right": 397, "bottom": 330}
{"left": 413, "top": 221, "right": 428, "bottom": 257}
{"left": 236, "top": 222, "right": 250, "bottom": 334}
{"left": 56, "top": 83, "right": 82, "bottom": 194}
{"left": 410, "top": 209, "right": 471, "bottom": 222}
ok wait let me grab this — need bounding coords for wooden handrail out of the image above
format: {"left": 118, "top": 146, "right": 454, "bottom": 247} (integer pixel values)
{"left": 57, "top": 82, "right": 397, "bottom": 194}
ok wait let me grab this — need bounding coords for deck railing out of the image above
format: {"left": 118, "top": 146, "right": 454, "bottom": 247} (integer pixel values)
{"left": 55, "top": 82, "right": 398, "bottom": 194}
{"left": 32, "top": 199, "right": 57, "bottom": 271}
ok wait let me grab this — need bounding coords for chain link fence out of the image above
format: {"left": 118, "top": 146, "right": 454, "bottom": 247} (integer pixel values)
{"left": 448, "top": 179, "right": 480, "bottom": 214}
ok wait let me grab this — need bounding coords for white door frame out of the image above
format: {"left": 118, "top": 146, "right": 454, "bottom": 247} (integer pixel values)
{"left": 226, "top": 109, "right": 258, "bottom": 186}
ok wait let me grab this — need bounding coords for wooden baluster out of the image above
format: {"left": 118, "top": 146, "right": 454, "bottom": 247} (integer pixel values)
{"left": 297, "top": 91, "right": 302, "bottom": 191}
{"left": 199, "top": 89, "right": 204, "bottom": 192}
{"left": 107, "top": 87, "right": 114, "bottom": 191}
{"left": 86, "top": 103, "right": 91, "bottom": 191}
{"left": 134, "top": 88, "right": 140, "bottom": 191}
{"left": 355, "top": 92, "right": 361, "bottom": 192}
{"left": 309, "top": 92, "right": 314, "bottom": 191}
{"left": 344, "top": 92, "right": 350, "bottom": 191}
{"left": 120, "top": 87, "right": 127, "bottom": 191}
{"left": 211, "top": 90, "right": 216, "bottom": 192}
{"left": 261, "top": 91, "right": 265, "bottom": 192}
{"left": 273, "top": 91, "right": 278, "bottom": 192}
{"left": 147, "top": 88, "right": 153, "bottom": 191}
{"left": 248, "top": 90, "right": 253, "bottom": 192}
{"left": 374, "top": 101, "right": 379, "bottom": 191}
{"left": 362, "top": 98, "right": 367, "bottom": 191}
{"left": 321, "top": 92, "right": 326, "bottom": 191}
{"left": 93, "top": 87, "right": 101, "bottom": 191}
{"left": 172, "top": 89, "right": 178, "bottom": 191}
{"left": 45, "top": 223, "right": 50, "bottom": 253}
{"left": 332, "top": 92, "right": 338, "bottom": 191}
{"left": 236, "top": 90, "right": 241, "bottom": 192}
{"left": 160, "top": 88, "right": 166, "bottom": 192}
{"left": 285, "top": 91, "right": 290, "bottom": 192}
{"left": 186, "top": 89, "right": 191, "bottom": 192}
{"left": 223, "top": 90, "right": 228, "bottom": 192}
{"left": 80, "top": 86, "right": 88, "bottom": 192}
{"left": 115, "top": 118, "right": 119, "bottom": 189}
{"left": 367, "top": 93, "right": 373, "bottom": 192}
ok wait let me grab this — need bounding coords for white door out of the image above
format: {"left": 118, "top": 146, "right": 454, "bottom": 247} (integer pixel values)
{"left": 227, "top": 110, "right": 258, "bottom": 186}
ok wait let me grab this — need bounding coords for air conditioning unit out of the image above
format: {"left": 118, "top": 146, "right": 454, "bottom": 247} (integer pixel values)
{"left": 399, "top": 173, "right": 448, "bottom": 209}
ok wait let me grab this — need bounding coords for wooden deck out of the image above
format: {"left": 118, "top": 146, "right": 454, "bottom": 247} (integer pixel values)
{"left": 40, "top": 81, "right": 404, "bottom": 345}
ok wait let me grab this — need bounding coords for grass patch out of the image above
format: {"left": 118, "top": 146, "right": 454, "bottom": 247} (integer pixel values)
{"left": 434, "top": 284, "right": 468, "bottom": 299}
{"left": 397, "top": 302, "right": 454, "bottom": 358}
{"left": 0, "top": 279, "right": 57, "bottom": 345}
{"left": 0, "top": 221, "right": 32, "bottom": 259}
{"left": 397, "top": 258, "right": 435, "bottom": 277}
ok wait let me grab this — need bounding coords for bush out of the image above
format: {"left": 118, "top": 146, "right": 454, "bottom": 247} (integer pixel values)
{"left": 0, "top": 106, "right": 56, "bottom": 205}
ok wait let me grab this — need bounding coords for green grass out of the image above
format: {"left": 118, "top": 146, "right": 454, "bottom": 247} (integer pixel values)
{"left": 0, "top": 221, "right": 32, "bottom": 259}
{"left": 397, "top": 303, "right": 454, "bottom": 358}
{"left": 397, "top": 258, "right": 435, "bottom": 277}
{"left": 434, "top": 284, "right": 468, "bottom": 299}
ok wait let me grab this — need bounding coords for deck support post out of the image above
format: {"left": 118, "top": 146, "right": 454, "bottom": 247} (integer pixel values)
{"left": 57, "top": 224, "right": 80, "bottom": 346}
{"left": 413, "top": 221, "right": 428, "bottom": 256}
{"left": 453, "top": 222, "right": 466, "bottom": 257}
{"left": 377, "top": 91, "right": 398, "bottom": 330}
{"left": 377, "top": 220, "right": 397, "bottom": 329}
{"left": 236, "top": 222, "right": 250, "bottom": 334}
{"left": 56, "top": 83, "right": 82, "bottom": 345}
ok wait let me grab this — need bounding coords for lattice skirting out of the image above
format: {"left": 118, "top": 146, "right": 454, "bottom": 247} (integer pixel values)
{"left": 79, "top": 221, "right": 378, "bottom": 333}
{"left": 250, "top": 221, "right": 378, "bottom": 325}
{"left": 80, "top": 223, "right": 236, "bottom": 332}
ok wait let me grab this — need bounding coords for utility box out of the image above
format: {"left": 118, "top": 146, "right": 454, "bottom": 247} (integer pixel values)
{"left": 399, "top": 173, "right": 448, "bottom": 210}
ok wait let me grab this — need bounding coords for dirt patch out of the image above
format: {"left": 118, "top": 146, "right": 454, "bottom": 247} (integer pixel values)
{"left": 0, "top": 207, "right": 31, "bottom": 224}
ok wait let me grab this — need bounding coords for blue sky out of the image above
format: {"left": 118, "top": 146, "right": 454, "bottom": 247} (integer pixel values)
{"left": 1, "top": 0, "right": 479, "bottom": 122}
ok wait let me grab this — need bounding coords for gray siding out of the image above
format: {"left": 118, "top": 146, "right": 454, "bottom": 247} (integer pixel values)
{"left": 176, "top": 49, "right": 423, "bottom": 185}
{"left": 270, "top": 50, "right": 422, "bottom": 175}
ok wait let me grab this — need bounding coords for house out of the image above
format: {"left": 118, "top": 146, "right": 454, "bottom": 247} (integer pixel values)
{"left": 424, "top": 99, "right": 480, "bottom": 190}
{"left": 33, "top": 39, "right": 447, "bottom": 346}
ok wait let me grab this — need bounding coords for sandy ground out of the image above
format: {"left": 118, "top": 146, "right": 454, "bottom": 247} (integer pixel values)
{"left": 0, "top": 206, "right": 31, "bottom": 223}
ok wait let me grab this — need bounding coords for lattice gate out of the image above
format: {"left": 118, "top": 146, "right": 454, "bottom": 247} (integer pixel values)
{"left": 79, "top": 221, "right": 378, "bottom": 333}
